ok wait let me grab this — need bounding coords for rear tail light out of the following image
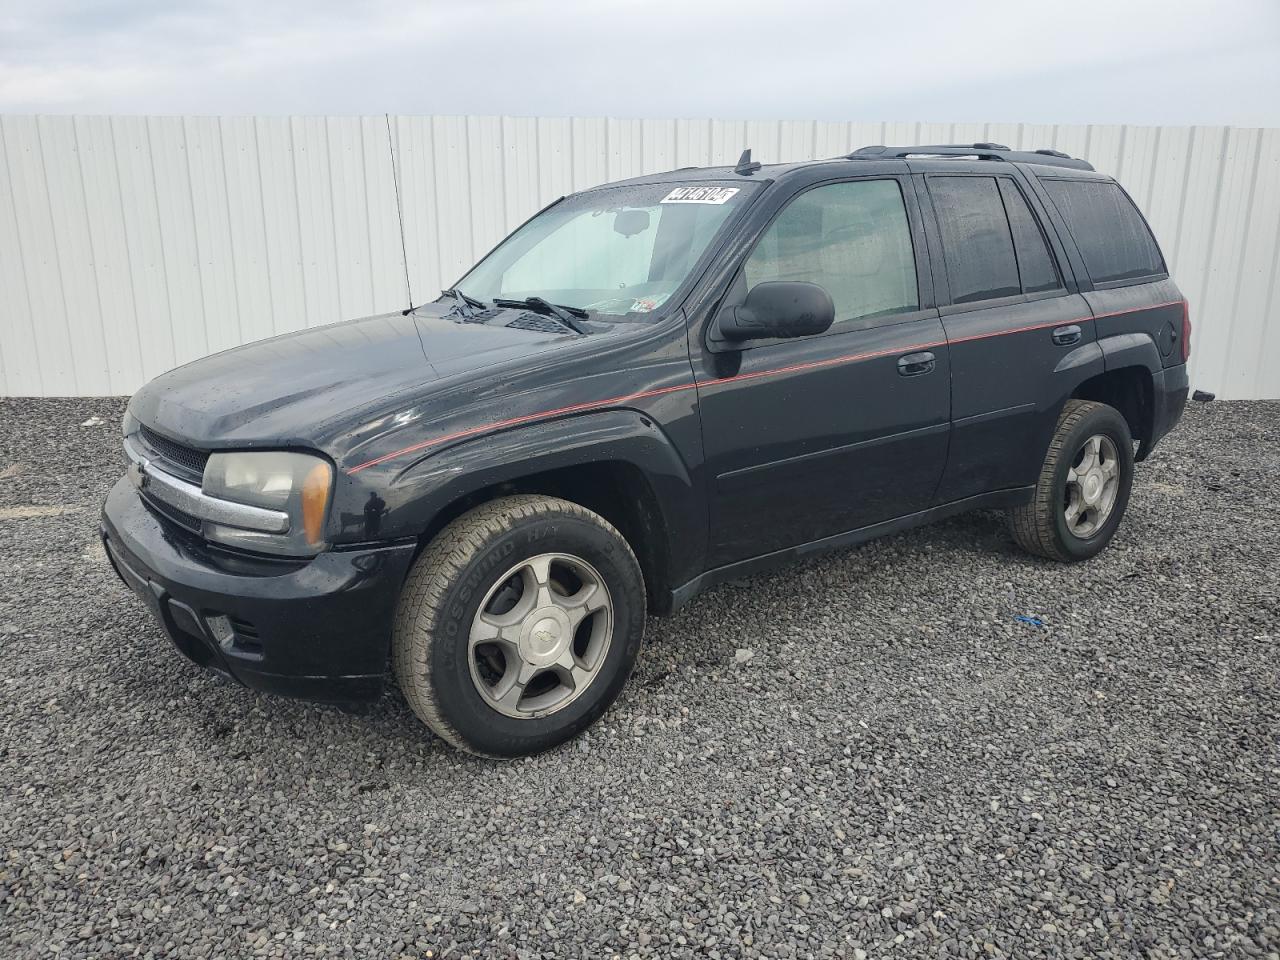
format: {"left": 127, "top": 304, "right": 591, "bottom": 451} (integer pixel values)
{"left": 1180, "top": 300, "right": 1192, "bottom": 363}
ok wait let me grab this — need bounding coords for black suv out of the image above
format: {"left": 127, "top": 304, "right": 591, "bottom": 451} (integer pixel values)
{"left": 102, "top": 143, "right": 1190, "bottom": 757}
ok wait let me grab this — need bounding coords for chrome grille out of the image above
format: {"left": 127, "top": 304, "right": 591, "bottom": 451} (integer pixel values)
{"left": 138, "top": 425, "right": 209, "bottom": 482}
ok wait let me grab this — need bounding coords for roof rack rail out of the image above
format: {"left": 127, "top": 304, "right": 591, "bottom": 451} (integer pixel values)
{"left": 847, "top": 143, "right": 1094, "bottom": 171}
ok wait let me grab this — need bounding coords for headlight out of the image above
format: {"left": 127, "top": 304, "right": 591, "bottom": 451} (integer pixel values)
{"left": 202, "top": 451, "right": 333, "bottom": 557}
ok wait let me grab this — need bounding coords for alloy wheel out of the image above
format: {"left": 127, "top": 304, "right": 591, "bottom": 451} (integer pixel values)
{"left": 468, "top": 553, "right": 614, "bottom": 718}
{"left": 1063, "top": 433, "right": 1121, "bottom": 538}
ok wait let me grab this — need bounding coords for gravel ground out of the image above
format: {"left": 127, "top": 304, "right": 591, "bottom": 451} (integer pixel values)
{"left": 0, "top": 397, "right": 1276, "bottom": 960}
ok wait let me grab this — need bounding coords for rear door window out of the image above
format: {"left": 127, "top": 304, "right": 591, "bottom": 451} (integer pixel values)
{"left": 997, "top": 179, "right": 1062, "bottom": 294}
{"left": 928, "top": 176, "right": 1022, "bottom": 304}
{"left": 1042, "top": 179, "right": 1165, "bottom": 284}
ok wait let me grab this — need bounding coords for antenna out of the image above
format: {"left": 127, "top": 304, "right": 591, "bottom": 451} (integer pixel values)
{"left": 385, "top": 113, "right": 414, "bottom": 310}
{"left": 735, "top": 148, "right": 762, "bottom": 176}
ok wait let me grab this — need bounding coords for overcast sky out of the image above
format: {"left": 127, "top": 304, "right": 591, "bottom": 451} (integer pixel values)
{"left": 2, "top": 0, "right": 1278, "bottom": 125}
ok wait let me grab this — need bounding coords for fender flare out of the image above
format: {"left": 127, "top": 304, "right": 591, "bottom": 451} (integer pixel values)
{"left": 1079, "top": 332, "right": 1161, "bottom": 458}
{"left": 1036, "top": 334, "right": 1159, "bottom": 471}
{"left": 1049, "top": 332, "right": 1160, "bottom": 413}
{"left": 1097, "top": 331, "right": 1162, "bottom": 377}
{"left": 346, "top": 408, "right": 704, "bottom": 599}
{"left": 1053, "top": 339, "right": 1105, "bottom": 381}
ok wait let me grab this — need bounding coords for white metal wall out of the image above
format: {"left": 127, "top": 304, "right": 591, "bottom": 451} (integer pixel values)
{"left": 1, "top": 116, "right": 1277, "bottom": 398}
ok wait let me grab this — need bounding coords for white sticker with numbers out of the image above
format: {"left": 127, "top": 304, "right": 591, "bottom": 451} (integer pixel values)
{"left": 659, "top": 186, "right": 741, "bottom": 205}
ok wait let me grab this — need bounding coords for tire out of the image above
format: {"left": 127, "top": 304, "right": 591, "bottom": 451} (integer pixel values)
{"left": 1007, "top": 399, "right": 1135, "bottom": 562}
{"left": 392, "top": 494, "right": 646, "bottom": 757}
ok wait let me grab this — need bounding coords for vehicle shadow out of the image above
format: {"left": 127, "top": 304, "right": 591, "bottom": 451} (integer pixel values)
{"left": 102, "top": 506, "right": 1020, "bottom": 765}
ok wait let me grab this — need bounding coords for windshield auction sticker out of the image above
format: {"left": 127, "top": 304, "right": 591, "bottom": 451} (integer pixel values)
{"left": 660, "top": 186, "right": 741, "bottom": 204}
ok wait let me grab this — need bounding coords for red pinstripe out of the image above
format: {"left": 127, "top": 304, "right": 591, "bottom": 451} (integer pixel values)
{"left": 346, "top": 382, "right": 698, "bottom": 474}
{"left": 347, "top": 299, "right": 1185, "bottom": 474}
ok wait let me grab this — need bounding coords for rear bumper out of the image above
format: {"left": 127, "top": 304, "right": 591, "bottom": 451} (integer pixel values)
{"left": 101, "top": 475, "right": 417, "bottom": 703}
{"left": 1141, "top": 362, "right": 1189, "bottom": 459}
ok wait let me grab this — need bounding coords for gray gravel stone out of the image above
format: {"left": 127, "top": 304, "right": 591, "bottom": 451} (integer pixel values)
{"left": 0, "top": 396, "right": 1277, "bottom": 959}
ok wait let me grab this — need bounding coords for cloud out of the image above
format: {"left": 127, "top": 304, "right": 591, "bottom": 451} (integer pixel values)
{"left": 1, "top": 0, "right": 1277, "bottom": 123}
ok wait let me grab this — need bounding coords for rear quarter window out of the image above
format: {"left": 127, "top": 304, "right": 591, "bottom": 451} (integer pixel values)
{"left": 1043, "top": 179, "right": 1166, "bottom": 285}
{"left": 997, "top": 179, "right": 1062, "bottom": 294}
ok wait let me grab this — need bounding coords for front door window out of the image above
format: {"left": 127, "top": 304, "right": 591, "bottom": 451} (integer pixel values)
{"left": 744, "top": 179, "right": 919, "bottom": 330}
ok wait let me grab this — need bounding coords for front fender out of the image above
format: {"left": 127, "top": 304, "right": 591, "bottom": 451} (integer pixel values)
{"left": 333, "top": 408, "right": 704, "bottom": 589}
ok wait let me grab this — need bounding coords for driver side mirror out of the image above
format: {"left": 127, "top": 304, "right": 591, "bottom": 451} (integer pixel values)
{"left": 716, "top": 281, "right": 835, "bottom": 342}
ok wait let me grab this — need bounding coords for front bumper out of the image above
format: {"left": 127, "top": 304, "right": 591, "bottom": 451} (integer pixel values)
{"left": 101, "top": 476, "right": 417, "bottom": 703}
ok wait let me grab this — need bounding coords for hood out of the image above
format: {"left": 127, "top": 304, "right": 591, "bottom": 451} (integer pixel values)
{"left": 129, "top": 307, "right": 578, "bottom": 448}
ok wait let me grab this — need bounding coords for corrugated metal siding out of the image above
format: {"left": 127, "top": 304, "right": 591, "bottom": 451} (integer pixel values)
{"left": 1, "top": 115, "right": 1277, "bottom": 398}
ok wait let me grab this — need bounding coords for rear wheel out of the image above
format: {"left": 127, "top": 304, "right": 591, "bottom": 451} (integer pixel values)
{"left": 1007, "top": 399, "right": 1134, "bottom": 561}
{"left": 392, "top": 495, "right": 645, "bottom": 757}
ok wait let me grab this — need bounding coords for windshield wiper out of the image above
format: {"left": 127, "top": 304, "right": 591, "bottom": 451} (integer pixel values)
{"left": 493, "top": 296, "right": 589, "bottom": 334}
{"left": 441, "top": 288, "right": 489, "bottom": 314}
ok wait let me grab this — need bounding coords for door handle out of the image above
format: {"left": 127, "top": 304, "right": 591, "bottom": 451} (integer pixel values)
{"left": 897, "top": 351, "right": 936, "bottom": 377}
{"left": 1052, "top": 325, "right": 1082, "bottom": 346}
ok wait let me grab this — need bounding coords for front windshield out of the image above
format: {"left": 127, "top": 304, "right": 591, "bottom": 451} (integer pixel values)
{"left": 456, "top": 181, "right": 756, "bottom": 320}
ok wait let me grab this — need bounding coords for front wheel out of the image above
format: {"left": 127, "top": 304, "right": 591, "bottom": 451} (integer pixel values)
{"left": 1007, "top": 399, "right": 1135, "bottom": 561}
{"left": 392, "top": 495, "right": 646, "bottom": 757}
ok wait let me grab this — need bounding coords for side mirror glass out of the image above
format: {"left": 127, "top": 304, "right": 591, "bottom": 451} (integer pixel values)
{"left": 716, "top": 281, "right": 835, "bottom": 342}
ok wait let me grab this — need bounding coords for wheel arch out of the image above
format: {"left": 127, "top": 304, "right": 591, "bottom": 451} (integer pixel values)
{"left": 1071, "top": 363, "right": 1156, "bottom": 460}
{"left": 388, "top": 409, "right": 703, "bottom": 614}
